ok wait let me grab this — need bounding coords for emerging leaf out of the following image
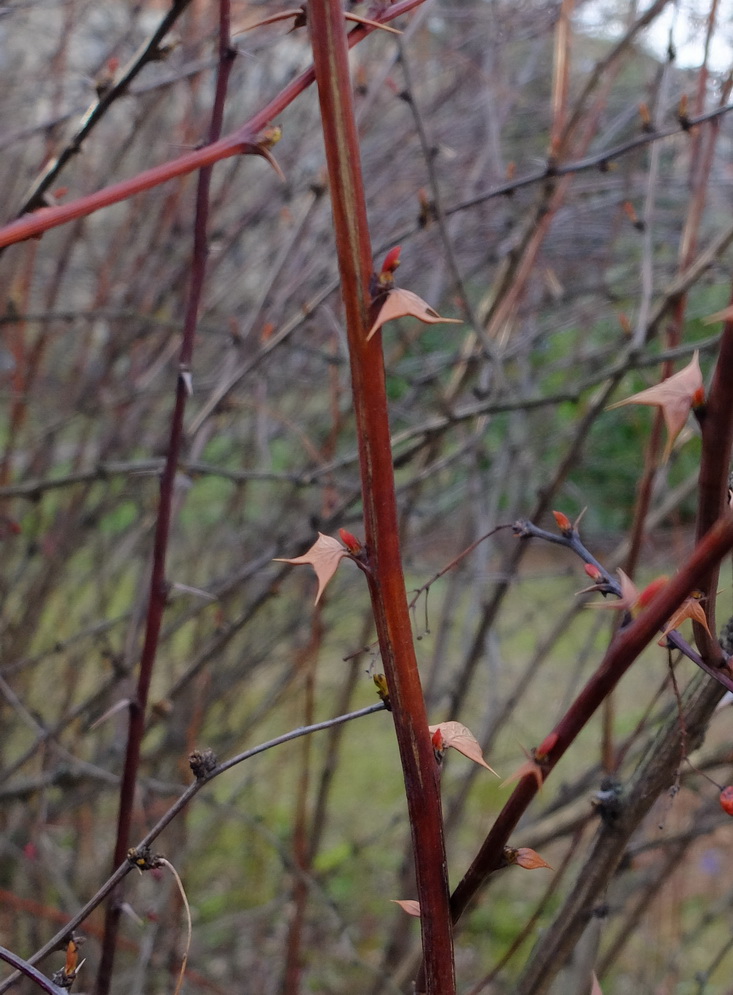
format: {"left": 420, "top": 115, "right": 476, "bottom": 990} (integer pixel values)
{"left": 607, "top": 352, "right": 704, "bottom": 461}
{"left": 377, "top": 246, "right": 402, "bottom": 288}
{"left": 274, "top": 533, "right": 348, "bottom": 604}
{"left": 552, "top": 509, "right": 572, "bottom": 535}
{"left": 367, "top": 288, "right": 461, "bottom": 341}
{"left": 535, "top": 732, "right": 559, "bottom": 760}
{"left": 64, "top": 939, "right": 80, "bottom": 977}
{"left": 428, "top": 721, "right": 498, "bottom": 775}
{"left": 338, "top": 527, "right": 363, "bottom": 555}
{"left": 636, "top": 576, "right": 669, "bottom": 611}
{"left": 391, "top": 899, "right": 421, "bottom": 917}
{"left": 373, "top": 673, "right": 391, "bottom": 710}
{"left": 659, "top": 592, "right": 712, "bottom": 645}
{"left": 431, "top": 727, "right": 446, "bottom": 764}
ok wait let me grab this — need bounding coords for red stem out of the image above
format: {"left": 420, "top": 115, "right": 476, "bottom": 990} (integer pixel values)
{"left": 0, "top": 0, "right": 425, "bottom": 251}
{"left": 307, "top": 3, "right": 455, "bottom": 993}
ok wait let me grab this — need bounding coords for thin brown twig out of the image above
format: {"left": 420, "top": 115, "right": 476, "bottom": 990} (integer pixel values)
{"left": 12, "top": 0, "right": 196, "bottom": 219}
{"left": 0, "top": 703, "right": 386, "bottom": 994}
{"left": 0, "top": 0, "right": 426, "bottom": 251}
{"left": 94, "top": 4, "right": 237, "bottom": 989}
{"left": 435, "top": 101, "right": 733, "bottom": 220}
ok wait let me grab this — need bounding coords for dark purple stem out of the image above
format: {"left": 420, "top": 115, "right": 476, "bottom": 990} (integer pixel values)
{"left": 0, "top": 947, "right": 67, "bottom": 995}
{"left": 94, "top": 5, "right": 235, "bottom": 993}
{"left": 693, "top": 310, "right": 733, "bottom": 654}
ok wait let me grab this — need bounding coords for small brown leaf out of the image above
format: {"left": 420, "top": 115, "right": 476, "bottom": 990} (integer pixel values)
{"left": 583, "top": 568, "right": 639, "bottom": 611}
{"left": 501, "top": 757, "right": 545, "bottom": 791}
{"left": 583, "top": 570, "right": 669, "bottom": 620}
{"left": 513, "top": 847, "right": 553, "bottom": 870}
{"left": 64, "top": 939, "right": 80, "bottom": 976}
{"left": 391, "top": 899, "right": 421, "bottom": 917}
{"left": 608, "top": 352, "right": 704, "bottom": 461}
{"left": 274, "top": 533, "right": 348, "bottom": 604}
{"left": 659, "top": 592, "right": 712, "bottom": 645}
{"left": 367, "top": 288, "right": 461, "bottom": 341}
{"left": 428, "top": 721, "right": 498, "bottom": 775}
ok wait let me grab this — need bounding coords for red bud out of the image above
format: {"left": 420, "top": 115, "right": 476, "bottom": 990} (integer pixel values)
{"left": 637, "top": 576, "right": 668, "bottom": 609}
{"left": 720, "top": 786, "right": 733, "bottom": 815}
{"left": 535, "top": 732, "right": 558, "bottom": 760}
{"left": 380, "top": 246, "right": 401, "bottom": 275}
{"left": 338, "top": 528, "right": 363, "bottom": 554}
{"left": 552, "top": 510, "right": 572, "bottom": 534}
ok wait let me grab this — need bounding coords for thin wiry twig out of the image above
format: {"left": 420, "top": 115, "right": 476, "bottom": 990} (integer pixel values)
{"left": 0, "top": 703, "right": 386, "bottom": 994}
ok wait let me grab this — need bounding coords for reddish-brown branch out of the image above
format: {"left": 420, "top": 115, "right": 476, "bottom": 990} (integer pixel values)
{"left": 14, "top": 0, "right": 196, "bottom": 218}
{"left": 694, "top": 313, "right": 733, "bottom": 653}
{"left": 0, "top": 705, "right": 386, "bottom": 995}
{"left": 449, "top": 510, "right": 733, "bottom": 925}
{"left": 0, "top": 0, "right": 424, "bottom": 251}
{"left": 307, "top": 2, "right": 454, "bottom": 993}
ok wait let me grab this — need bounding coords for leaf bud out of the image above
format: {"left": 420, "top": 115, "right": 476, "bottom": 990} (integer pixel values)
{"left": 338, "top": 528, "right": 363, "bottom": 554}
{"left": 720, "top": 786, "right": 733, "bottom": 815}
{"left": 552, "top": 510, "right": 573, "bottom": 535}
